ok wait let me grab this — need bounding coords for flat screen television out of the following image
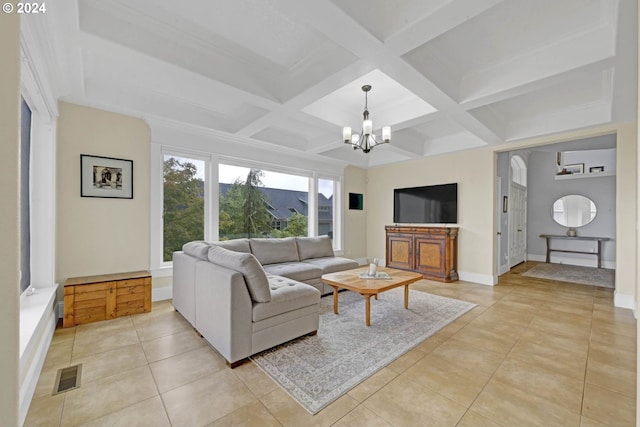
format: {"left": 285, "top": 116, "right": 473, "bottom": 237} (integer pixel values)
{"left": 393, "top": 183, "right": 457, "bottom": 224}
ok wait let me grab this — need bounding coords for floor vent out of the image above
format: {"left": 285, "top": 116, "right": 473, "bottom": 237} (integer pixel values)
{"left": 53, "top": 364, "right": 82, "bottom": 395}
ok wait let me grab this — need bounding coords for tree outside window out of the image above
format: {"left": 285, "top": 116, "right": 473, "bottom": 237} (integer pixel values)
{"left": 163, "top": 156, "right": 205, "bottom": 261}
{"left": 219, "top": 164, "right": 309, "bottom": 240}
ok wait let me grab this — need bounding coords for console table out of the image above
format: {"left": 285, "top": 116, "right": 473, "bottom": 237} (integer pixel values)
{"left": 539, "top": 235, "right": 611, "bottom": 268}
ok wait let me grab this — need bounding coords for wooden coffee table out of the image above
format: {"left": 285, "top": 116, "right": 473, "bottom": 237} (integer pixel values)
{"left": 321, "top": 267, "right": 423, "bottom": 326}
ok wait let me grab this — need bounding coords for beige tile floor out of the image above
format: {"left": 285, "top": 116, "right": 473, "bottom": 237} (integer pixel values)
{"left": 25, "top": 262, "right": 636, "bottom": 426}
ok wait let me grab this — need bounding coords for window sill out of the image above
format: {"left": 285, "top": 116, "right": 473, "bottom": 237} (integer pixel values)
{"left": 20, "top": 284, "right": 58, "bottom": 358}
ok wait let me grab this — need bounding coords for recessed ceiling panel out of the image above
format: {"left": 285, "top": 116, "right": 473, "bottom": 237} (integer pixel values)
{"left": 251, "top": 127, "right": 310, "bottom": 151}
{"left": 302, "top": 69, "right": 437, "bottom": 130}
{"left": 79, "top": 0, "right": 282, "bottom": 100}
{"left": 331, "top": 0, "right": 450, "bottom": 41}
{"left": 475, "top": 70, "right": 611, "bottom": 122}
{"left": 418, "top": 0, "right": 610, "bottom": 76}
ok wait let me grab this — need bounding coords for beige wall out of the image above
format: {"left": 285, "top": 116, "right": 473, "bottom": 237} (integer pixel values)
{"left": 0, "top": 8, "right": 21, "bottom": 426}
{"left": 615, "top": 122, "right": 637, "bottom": 301}
{"left": 366, "top": 148, "right": 495, "bottom": 282}
{"left": 343, "top": 165, "right": 368, "bottom": 260}
{"left": 56, "top": 102, "right": 151, "bottom": 294}
{"left": 365, "top": 124, "right": 637, "bottom": 287}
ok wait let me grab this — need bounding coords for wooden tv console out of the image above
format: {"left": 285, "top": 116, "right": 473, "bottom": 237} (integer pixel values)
{"left": 385, "top": 226, "right": 459, "bottom": 282}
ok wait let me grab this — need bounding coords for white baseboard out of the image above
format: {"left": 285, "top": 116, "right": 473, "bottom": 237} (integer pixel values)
{"left": 614, "top": 291, "right": 636, "bottom": 312}
{"left": 458, "top": 271, "right": 496, "bottom": 286}
{"left": 152, "top": 286, "right": 173, "bottom": 302}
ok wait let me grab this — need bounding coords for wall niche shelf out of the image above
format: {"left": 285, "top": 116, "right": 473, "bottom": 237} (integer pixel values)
{"left": 554, "top": 171, "right": 615, "bottom": 181}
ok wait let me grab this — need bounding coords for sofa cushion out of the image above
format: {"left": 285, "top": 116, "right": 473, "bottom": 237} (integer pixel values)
{"left": 296, "top": 236, "right": 335, "bottom": 260}
{"left": 207, "top": 245, "right": 271, "bottom": 303}
{"left": 262, "top": 262, "right": 323, "bottom": 282}
{"left": 213, "top": 238, "right": 251, "bottom": 253}
{"left": 182, "top": 241, "right": 211, "bottom": 261}
{"left": 253, "top": 275, "right": 320, "bottom": 322}
{"left": 249, "top": 237, "right": 299, "bottom": 265}
{"left": 304, "top": 256, "right": 360, "bottom": 274}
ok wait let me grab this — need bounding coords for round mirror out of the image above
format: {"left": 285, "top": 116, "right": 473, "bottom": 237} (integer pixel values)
{"left": 552, "top": 195, "right": 597, "bottom": 228}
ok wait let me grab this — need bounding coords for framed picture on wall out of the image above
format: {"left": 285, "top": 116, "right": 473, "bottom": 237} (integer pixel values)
{"left": 564, "top": 163, "right": 584, "bottom": 174}
{"left": 81, "top": 154, "right": 133, "bottom": 199}
{"left": 349, "top": 192, "right": 363, "bottom": 210}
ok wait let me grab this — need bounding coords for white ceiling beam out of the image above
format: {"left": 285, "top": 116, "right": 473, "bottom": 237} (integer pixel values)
{"left": 385, "top": 0, "right": 507, "bottom": 55}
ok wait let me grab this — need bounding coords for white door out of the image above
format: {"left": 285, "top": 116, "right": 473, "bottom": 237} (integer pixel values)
{"left": 496, "top": 177, "right": 502, "bottom": 275}
{"left": 509, "top": 184, "right": 526, "bottom": 267}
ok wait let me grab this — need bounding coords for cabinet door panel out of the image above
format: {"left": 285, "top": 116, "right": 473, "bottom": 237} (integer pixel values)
{"left": 387, "top": 234, "right": 413, "bottom": 270}
{"left": 415, "top": 238, "right": 445, "bottom": 275}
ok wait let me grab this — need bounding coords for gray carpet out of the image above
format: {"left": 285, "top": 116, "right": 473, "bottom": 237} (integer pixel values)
{"left": 522, "top": 263, "right": 615, "bottom": 288}
{"left": 250, "top": 288, "right": 476, "bottom": 414}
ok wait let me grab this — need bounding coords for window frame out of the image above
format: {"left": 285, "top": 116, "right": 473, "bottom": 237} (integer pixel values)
{"left": 151, "top": 150, "right": 344, "bottom": 274}
{"left": 152, "top": 146, "right": 213, "bottom": 274}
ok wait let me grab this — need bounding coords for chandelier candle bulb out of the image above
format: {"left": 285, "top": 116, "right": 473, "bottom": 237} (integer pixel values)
{"left": 343, "top": 127, "right": 351, "bottom": 142}
{"left": 363, "top": 120, "right": 372, "bottom": 135}
{"left": 382, "top": 126, "right": 391, "bottom": 142}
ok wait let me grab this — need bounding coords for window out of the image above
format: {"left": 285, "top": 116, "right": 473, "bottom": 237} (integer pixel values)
{"left": 20, "top": 97, "right": 31, "bottom": 293}
{"left": 318, "top": 178, "right": 335, "bottom": 239}
{"left": 219, "top": 163, "right": 309, "bottom": 239}
{"left": 510, "top": 155, "right": 527, "bottom": 186}
{"left": 153, "top": 150, "right": 344, "bottom": 269}
{"left": 163, "top": 155, "right": 206, "bottom": 262}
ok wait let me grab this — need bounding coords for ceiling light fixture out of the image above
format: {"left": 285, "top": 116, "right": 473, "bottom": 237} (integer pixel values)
{"left": 343, "top": 85, "right": 390, "bottom": 153}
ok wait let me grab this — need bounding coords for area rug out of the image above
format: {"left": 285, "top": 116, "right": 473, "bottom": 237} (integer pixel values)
{"left": 522, "top": 263, "right": 614, "bottom": 288}
{"left": 250, "top": 288, "right": 476, "bottom": 414}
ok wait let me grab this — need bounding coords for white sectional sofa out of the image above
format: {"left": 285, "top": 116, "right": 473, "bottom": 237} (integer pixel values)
{"left": 172, "top": 236, "right": 359, "bottom": 367}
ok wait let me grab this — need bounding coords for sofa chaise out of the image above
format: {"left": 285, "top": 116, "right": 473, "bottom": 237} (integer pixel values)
{"left": 172, "top": 236, "right": 359, "bottom": 366}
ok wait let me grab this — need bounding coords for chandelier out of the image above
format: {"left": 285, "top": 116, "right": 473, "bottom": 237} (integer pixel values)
{"left": 342, "top": 85, "right": 391, "bottom": 153}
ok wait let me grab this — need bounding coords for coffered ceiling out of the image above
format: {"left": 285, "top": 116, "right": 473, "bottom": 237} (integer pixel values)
{"left": 32, "top": 0, "right": 637, "bottom": 167}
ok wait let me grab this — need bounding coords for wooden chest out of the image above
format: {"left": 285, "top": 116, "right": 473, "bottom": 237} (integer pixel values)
{"left": 63, "top": 271, "right": 152, "bottom": 328}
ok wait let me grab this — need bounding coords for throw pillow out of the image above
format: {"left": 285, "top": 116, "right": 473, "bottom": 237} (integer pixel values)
{"left": 296, "top": 236, "right": 334, "bottom": 260}
{"left": 182, "top": 241, "right": 211, "bottom": 261}
{"left": 213, "top": 238, "right": 251, "bottom": 253}
{"left": 207, "top": 245, "right": 271, "bottom": 303}
{"left": 249, "top": 237, "right": 299, "bottom": 265}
